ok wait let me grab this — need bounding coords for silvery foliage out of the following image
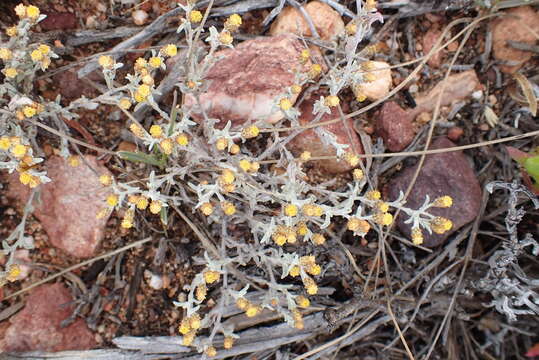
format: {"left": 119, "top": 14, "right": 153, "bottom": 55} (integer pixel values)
{"left": 475, "top": 181, "right": 539, "bottom": 321}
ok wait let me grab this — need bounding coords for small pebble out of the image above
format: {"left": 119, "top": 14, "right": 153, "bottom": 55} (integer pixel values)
{"left": 132, "top": 10, "right": 148, "bottom": 25}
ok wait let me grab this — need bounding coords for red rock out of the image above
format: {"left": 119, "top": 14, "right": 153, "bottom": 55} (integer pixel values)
{"left": 286, "top": 93, "right": 363, "bottom": 174}
{"left": 8, "top": 156, "right": 112, "bottom": 258}
{"left": 0, "top": 283, "right": 95, "bottom": 353}
{"left": 408, "top": 70, "right": 481, "bottom": 120}
{"left": 374, "top": 101, "right": 414, "bottom": 152}
{"left": 491, "top": 6, "right": 539, "bottom": 74}
{"left": 386, "top": 137, "right": 482, "bottom": 247}
{"left": 447, "top": 126, "right": 464, "bottom": 141}
{"left": 422, "top": 28, "right": 443, "bottom": 68}
{"left": 53, "top": 68, "right": 101, "bottom": 102}
{"left": 269, "top": 1, "right": 344, "bottom": 41}
{"left": 40, "top": 12, "right": 77, "bottom": 31}
{"left": 184, "top": 34, "right": 315, "bottom": 128}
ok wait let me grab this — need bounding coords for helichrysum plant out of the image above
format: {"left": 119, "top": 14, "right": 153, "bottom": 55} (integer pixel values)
{"left": 0, "top": 2, "right": 455, "bottom": 356}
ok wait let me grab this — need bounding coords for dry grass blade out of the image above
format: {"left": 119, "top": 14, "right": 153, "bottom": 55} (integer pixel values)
{"left": 513, "top": 72, "right": 537, "bottom": 116}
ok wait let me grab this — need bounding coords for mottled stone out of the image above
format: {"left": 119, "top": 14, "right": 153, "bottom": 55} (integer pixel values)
{"left": 8, "top": 156, "right": 112, "bottom": 258}
{"left": 375, "top": 101, "right": 414, "bottom": 152}
{"left": 408, "top": 70, "right": 481, "bottom": 120}
{"left": 286, "top": 93, "right": 363, "bottom": 174}
{"left": 269, "top": 1, "right": 345, "bottom": 41}
{"left": 386, "top": 137, "right": 482, "bottom": 247}
{"left": 184, "top": 34, "right": 316, "bottom": 128}
{"left": 0, "top": 283, "right": 96, "bottom": 353}
{"left": 491, "top": 6, "right": 539, "bottom": 74}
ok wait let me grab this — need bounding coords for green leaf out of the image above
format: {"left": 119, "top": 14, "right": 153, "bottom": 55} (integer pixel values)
{"left": 160, "top": 207, "right": 168, "bottom": 226}
{"left": 118, "top": 151, "right": 164, "bottom": 168}
{"left": 524, "top": 155, "right": 539, "bottom": 184}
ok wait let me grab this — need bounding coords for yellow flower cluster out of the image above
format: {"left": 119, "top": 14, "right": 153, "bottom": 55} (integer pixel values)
{"left": 14, "top": 3, "right": 40, "bottom": 20}
{"left": 224, "top": 14, "right": 242, "bottom": 32}
{"left": 239, "top": 159, "right": 260, "bottom": 173}
{"left": 236, "top": 297, "right": 261, "bottom": 318}
{"left": 430, "top": 216, "right": 453, "bottom": 235}
{"left": 347, "top": 217, "right": 371, "bottom": 234}
{"left": 0, "top": 136, "right": 42, "bottom": 188}
{"left": 272, "top": 225, "right": 297, "bottom": 246}
{"left": 178, "top": 313, "right": 201, "bottom": 346}
{"left": 241, "top": 125, "right": 260, "bottom": 139}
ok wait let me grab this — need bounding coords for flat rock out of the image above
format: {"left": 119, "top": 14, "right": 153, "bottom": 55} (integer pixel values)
{"left": 408, "top": 70, "right": 481, "bottom": 120}
{"left": 269, "top": 1, "right": 344, "bottom": 41}
{"left": 386, "top": 137, "right": 482, "bottom": 247}
{"left": 286, "top": 93, "right": 363, "bottom": 174}
{"left": 491, "top": 6, "right": 539, "bottom": 74}
{"left": 8, "top": 156, "right": 112, "bottom": 258}
{"left": 422, "top": 28, "right": 443, "bottom": 68}
{"left": 0, "top": 283, "right": 95, "bottom": 353}
{"left": 352, "top": 61, "right": 392, "bottom": 101}
{"left": 184, "top": 34, "right": 316, "bottom": 128}
{"left": 40, "top": 12, "right": 77, "bottom": 31}
{"left": 375, "top": 101, "right": 414, "bottom": 152}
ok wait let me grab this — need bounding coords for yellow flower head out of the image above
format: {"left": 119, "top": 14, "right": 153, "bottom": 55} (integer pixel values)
{"left": 353, "top": 168, "right": 364, "bottom": 180}
{"left": 241, "top": 125, "right": 260, "bottom": 139}
{"left": 4, "top": 68, "right": 18, "bottom": 79}
{"left": 200, "top": 202, "right": 213, "bottom": 216}
{"left": 23, "top": 106, "right": 36, "bottom": 118}
{"left": 30, "top": 50, "right": 43, "bottom": 62}
{"left": 224, "top": 336, "right": 234, "bottom": 350}
{"left": 356, "top": 92, "right": 367, "bottom": 102}
{"left": 215, "top": 137, "right": 228, "bottom": 151}
{"left": 6, "top": 264, "right": 21, "bottom": 282}
{"left": 324, "top": 95, "right": 340, "bottom": 107}
{"left": 189, "top": 10, "right": 203, "bottom": 23}
{"left": 149, "top": 124, "right": 163, "bottom": 138}
{"left": 134, "top": 57, "right": 147, "bottom": 71}
{"left": 312, "top": 233, "right": 326, "bottom": 245}
{"left": 178, "top": 318, "right": 191, "bottom": 335}
{"left": 229, "top": 143, "right": 240, "bottom": 154}
{"left": 225, "top": 13, "right": 242, "bottom": 31}
{"left": 161, "top": 44, "right": 177, "bottom": 57}
{"left": 300, "top": 49, "right": 310, "bottom": 63}
{"left": 245, "top": 304, "right": 260, "bottom": 317}
{"left": 219, "top": 30, "right": 233, "bottom": 45}
{"left": 296, "top": 295, "right": 310, "bottom": 308}
{"left": 279, "top": 98, "right": 293, "bottom": 111}
{"left": 291, "top": 84, "right": 302, "bottom": 95}
{"left": 284, "top": 204, "right": 298, "bottom": 217}
{"left": 365, "top": 190, "right": 381, "bottom": 201}
{"left": 14, "top": 4, "right": 27, "bottom": 18}
{"left": 137, "top": 84, "right": 151, "bottom": 97}
{"left": 204, "top": 270, "right": 220, "bottom": 284}
{"left": 99, "top": 174, "right": 112, "bottom": 186}
{"left": 433, "top": 195, "right": 453, "bottom": 208}
{"left": 236, "top": 297, "right": 249, "bottom": 310}
{"left": 0, "top": 48, "right": 12, "bottom": 61}
{"left": 239, "top": 159, "right": 251, "bottom": 172}
{"left": 26, "top": 5, "right": 40, "bottom": 19}
{"left": 205, "top": 346, "right": 217, "bottom": 357}
{"left": 176, "top": 133, "right": 189, "bottom": 146}
{"left": 0, "top": 137, "right": 11, "bottom": 151}
{"left": 19, "top": 171, "right": 32, "bottom": 185}
{"left": 347, "top": 217, "right": 370, "bottom": 234}
{"left": 344, "top": 152, "right": 360, "bottom": 167}
{"left": 149, "top": 200, "right": 162, "bottom": 214}
{"left": 221, "top": 201, "right": 236, "bottom": 215}
{"left": 142, "top": 74, "right": 154, "bottom": 85}
{"left": 68, "top": 155, "right": 80, "bottom": 167}
{"left": 6, "top": 26, "right": 18, "bottom": 37}
{"left": 118, "top": 97, "right": 131, "bottom": 110}
{"left": 106, "top": 194, "right": 119, "bottom": 207}
{"left": 289, "top": 265, "right": 300, "bottom": 277}
{"left": 148, "top": 56, "right": 162, "bottom": 69}
{"left": 129, "top": 123, "right": 145, "bottom": 138}
{"left": 411, "top": 227, "right": 423, "bottom": 245}
{"left": 373, "top": 212, "right": 393, "bottom": 226}
{"left": 309, "top": 64, "right": 322, "bottom": 78}
{"left": 38, "top": 44, "right": 50, "bottom": 55}
{"left": 196, "top": 284, "right": 207, "bottom": 301}
{"left": 431, "top": 217, "right": 453, "bottom": 234}
{"left": 11, "top": 144, "right": 28, "bottom": 158}
{"left": 160, "top": 138, "right": 174, "bottom": 155}
{"left": 98, "top": 55, "right": 114, "bottom": 69}
{"left": 182, "top": 331, "right": 196, "bottom": 346}
{"left": 220, "top": 169, "right": 235, "bottom": 184}
{"left": 136, "top": 196, "right": 149, "bottom": 210}
{"left": 345, "top": 22, "right": 357, "bottom": 36}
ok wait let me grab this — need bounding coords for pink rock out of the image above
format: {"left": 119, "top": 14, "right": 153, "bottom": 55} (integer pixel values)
{"left": 286, "top": 93, "right": 363, "bottom": 174}
{"left": 269, "top": 1, "right": 345, "bottom": 41}
{"left": 374, "top": 101, "right": 414, "bottom": 152}
{"left": 422, "top": 28, "right": 443, "bottom": 68}
{"left": 408, "top": 70, "right": 481, "bottom": 120}
{"left": 8, "top": 156, "right": 112, "bottom": 258}
{"left": 40, "top": 12, "right": 77, "bottom": 31}
{"left": 491, "top": 6, "right": 539, "bottom": 74}
{"left": 0, "top": 283, "right": 96, "bottom": 353}
{"left": 184, "top": 34, "right": 315, "bottom": 128}
{"left": 386, "top": 137, "right": 482, "bottom": 247}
